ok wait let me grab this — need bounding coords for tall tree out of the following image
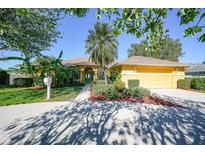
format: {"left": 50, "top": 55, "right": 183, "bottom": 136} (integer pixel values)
{"left": 0, "top": 8, "right": 62, "bottom": 76}
{"left": 85, "top": 22, "right": 118, "bottom": 84}
{"left": 127, "top": 35, "right": 184, "bottom": 61}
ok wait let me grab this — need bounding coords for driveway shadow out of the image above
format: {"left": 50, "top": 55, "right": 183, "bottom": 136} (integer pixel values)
{"left": 0, "top": 99, "right": 205, "bottom": 145}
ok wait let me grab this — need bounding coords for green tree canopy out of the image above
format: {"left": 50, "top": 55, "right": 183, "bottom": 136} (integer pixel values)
{"left": 0, "top": 8, "right": 64, "bottom": 77}
{"left": 1, "top": 8, "right": 204, "bottom": 69}
{"left": 97, "top": 9, "right": 205, "bottom": 49}
{"left": 85, "top": 22, "right": 118, "bottom": 84}
{"left": 0, "top": 9, "right": 62, "bottom": 59}
{"left": 127, "top": 35, "right": 184, "bottom": 62}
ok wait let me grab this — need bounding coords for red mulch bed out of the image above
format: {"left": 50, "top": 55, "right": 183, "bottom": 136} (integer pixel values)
{"left": 140, "top": 96, "right": 185, "bottom": 108}
{"left": 89, "top": 95, "right": 185, "bottom": 108}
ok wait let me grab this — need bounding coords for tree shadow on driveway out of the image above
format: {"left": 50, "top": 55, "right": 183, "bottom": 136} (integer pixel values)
{"left": 1, "top": 98, "right": 205, "bottom": 145}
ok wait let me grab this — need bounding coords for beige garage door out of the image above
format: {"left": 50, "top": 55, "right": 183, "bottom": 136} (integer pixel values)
{"left": 138, "top": 72, "right": 173, "bottom": 88}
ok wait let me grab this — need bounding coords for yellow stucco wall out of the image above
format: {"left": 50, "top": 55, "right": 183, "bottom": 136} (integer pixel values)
{"left": 119, "top": 65, "right": 185, "bottom": 88}
{"left": 79, "top": 65, "right": 98, "bottom": 82}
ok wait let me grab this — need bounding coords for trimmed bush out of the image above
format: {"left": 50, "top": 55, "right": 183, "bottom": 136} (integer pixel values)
{"left": 191, "top": 78, "right": 205, "bottom": 90}
{"left": 105, "top": 87, "right": 118, "bottom": 100}
{"left": 122, "top": 88, "right": 132, "bottom": 97}
{"left": 93, "top": 84, "right": 113, "bottom": 96}
{"left": 113, "top": 80, "right": 125, "bottom": 92}
{"left": 177, "top": 79, "right": 190, "bottom": 89}
{"left": 13, "top": 78, "right": 33, "bottom": 87}
{"left": 128, "top": 79, "right": 140, "bottom": 88}
{"left": 94, "top": 80, "right": 106, "bottom": 85}
{"left": 131, "top": 87, "right": 150, "bottom": 98}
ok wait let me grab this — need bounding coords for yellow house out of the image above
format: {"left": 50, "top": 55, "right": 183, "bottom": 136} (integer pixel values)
{"left": 62, "top": 56, "right": 188, "bottom": 88}
{"left": 62, "top": 57, "right": 98, "bottom": 83}
{"left": 109, "top": 56, "right": 189, "bottom": 89}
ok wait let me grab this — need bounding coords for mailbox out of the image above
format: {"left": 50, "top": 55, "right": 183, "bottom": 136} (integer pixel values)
{"left": 43, "top": 76, "right": 52, "bottom": 100}
{"left": 43, "top": 76, "right": 52, "bottom": 86}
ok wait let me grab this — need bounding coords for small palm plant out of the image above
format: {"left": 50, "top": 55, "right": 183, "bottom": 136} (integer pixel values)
{"left": 85, "top": 22, "right": 118, "bottom": 85}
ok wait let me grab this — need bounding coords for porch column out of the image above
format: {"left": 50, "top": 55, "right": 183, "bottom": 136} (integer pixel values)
{"left": 93, "top": 68, "right": 98, "bottom": 81}
{"left": 80, "top": 68, "right": 84, "bottom": 82}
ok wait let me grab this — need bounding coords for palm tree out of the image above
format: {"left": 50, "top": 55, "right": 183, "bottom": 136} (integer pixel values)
{"left": 85, "top": 22, "right": 118, "bottom": 85}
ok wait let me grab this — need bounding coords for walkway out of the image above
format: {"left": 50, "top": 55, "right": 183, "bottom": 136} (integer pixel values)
{"left": 74, "top": 84, "right": 91, "bottom": 102}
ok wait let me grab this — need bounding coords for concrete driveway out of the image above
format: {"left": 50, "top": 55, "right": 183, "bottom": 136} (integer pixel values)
{"left": 0, "top": 98, "right": 205, "bottom": 145}
{"left": 150, "top": 89, "right": 205, "bottom": 103}
{"left": 150, "top": 89, "right": 205, "bottom": 112}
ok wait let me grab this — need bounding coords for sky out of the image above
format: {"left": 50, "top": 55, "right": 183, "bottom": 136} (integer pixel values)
{"left": 0, "top": 9, "right": 204, "bottom": 69}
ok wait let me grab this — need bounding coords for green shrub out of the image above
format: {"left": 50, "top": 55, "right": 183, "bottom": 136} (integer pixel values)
{"left": 33, "top": 76, "right": 44, "bottom": 86}
{"left": 128, "top": 79, "right": 140, "bottom": 88}
{"left": 13, "top": 78, "right": 33, "bottom": 87}
{"left": 131, "top": 87, "right": 150, "bottom": 98}
{"left": 73, "top": 81, "right": 85, "bottom": 86}
{"left": 109, "top": 69, "right": 121, "bottom": 83}
{"left": 105, "top": 87, "right": 118, "bottom": 100}
{"left": 177, "top": 79, "right": 190, "bottom": 89}
{"left": 94, "top": 80, "right": 106, "bottom": 85}
{"left": 191, "top": 78, "right": 205, "bottom": 90}
{"left": 92, "top": 84, "right": 112, "bottom": 96}
{"left": 113, "top": 80, "right": 125, "bottom": 92}
{"left": 122, "top": 88, "right": 132, "bottom": 97}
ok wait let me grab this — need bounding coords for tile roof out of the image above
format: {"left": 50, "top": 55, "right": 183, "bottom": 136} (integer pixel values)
{"left": 62, "top": 57, "right": 96, "bottom": 66}
{"left": 185, "top": 64, "right": 205, "bottom": 73}
{"left": 111, "top": 56, "right": 189, "bottom": 67}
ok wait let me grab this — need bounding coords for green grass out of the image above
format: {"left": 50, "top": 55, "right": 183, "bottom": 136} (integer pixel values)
{"left": 92, "top": 83, "right": 113, "bottom": 96}
{"left": 0, "top": 86, "right": 82, "bottom": 106}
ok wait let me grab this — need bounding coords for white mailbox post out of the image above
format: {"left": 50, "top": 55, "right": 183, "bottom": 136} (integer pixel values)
{"left": 43, "top": 76, "right": 52, "bottom": 100}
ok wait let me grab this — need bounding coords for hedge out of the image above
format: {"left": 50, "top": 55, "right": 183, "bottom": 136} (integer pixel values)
{"left": 93, "top": 80, "right": 106, "bottom": 85}
{"left": 128, "top": 79, "right": 140, "bottom": 88}
{"left": 13, "top": 78, "right": 33, "bottom": 87}
{"left": 105, "top": 87, "right": 118, "bottom": 100}
{"left": 177, "top": 79, "right": 190, "bottom": 89}
{"left": 191, "top": 78, "right": 205, "bottom": 90}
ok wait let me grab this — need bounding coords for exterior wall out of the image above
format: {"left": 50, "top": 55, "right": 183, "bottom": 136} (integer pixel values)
{"left": 9, "top": 73, "right": 29, "bottom": 85}
{"left": 120, "top": 65, "right": 185, "bottom": 89}
{"left": 172, "top": 67, "right": 185, "bottom": 88}
{"left": 79, "top": 65, "right": 98, "bottom": 83}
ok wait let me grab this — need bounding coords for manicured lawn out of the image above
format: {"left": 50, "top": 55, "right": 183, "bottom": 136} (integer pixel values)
{"left": 0, "top": 86, "right": 82, "bottom": 106}
{"left": 92, "top": 83, "right": 113, "bottom": 96}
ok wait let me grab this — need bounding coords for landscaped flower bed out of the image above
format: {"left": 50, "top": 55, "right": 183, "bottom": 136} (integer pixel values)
{"left": 90, "top": 81, "right": 185, "bottom": 108}
{"left": 89, "top": 95, "right": 185, "bottom": 108}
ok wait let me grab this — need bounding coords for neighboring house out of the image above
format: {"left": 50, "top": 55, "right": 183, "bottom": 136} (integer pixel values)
{"left": 185, "top": 64, "right": 205, "bottom": 78}
{"left": 9, "top": 73, "right": 29, "bottom": 85}
{"left": 62, "top": 56, "right": 189, "bottom": 88}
